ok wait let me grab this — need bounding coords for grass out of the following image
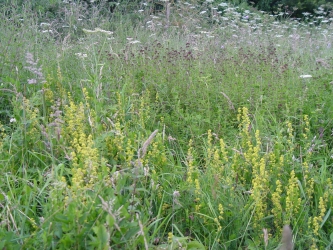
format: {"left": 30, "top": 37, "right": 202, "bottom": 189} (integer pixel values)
{"left": 0, "top": 0, "right": 333, "bottom": 249}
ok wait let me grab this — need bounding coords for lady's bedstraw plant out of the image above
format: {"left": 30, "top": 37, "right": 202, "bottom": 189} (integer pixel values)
{"left": 236, "top": 107, "right": 256, "bottom": 183}
{"left": 19, "top": 97, "right": 41, "bottom": 152}
{"left": 251, "top": 156, "right": 269, "bottom": 230}
{"left": 284, "top": 170, "right": 301, "bottom": 225}
{"left": 271, "top": 179, "right": 283, "bottom": 230}
{"left": 286, "top": 120, "right": 294, "bottom": 155}
{"left": 63, "top": 92, "right": 101, "bottom": 192}
{"left": 138, "top": 90, "right": 151, "bottom": 130}
{"left": 145, "top": 135, "right": 167, "bottom": 173}
{"left": 186, "top": 139, "right": 202, "bottom": 212}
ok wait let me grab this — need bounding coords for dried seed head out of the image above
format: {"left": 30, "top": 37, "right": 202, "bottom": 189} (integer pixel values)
{"left": 280, "top": 225, "right": 293, "bottom": 250}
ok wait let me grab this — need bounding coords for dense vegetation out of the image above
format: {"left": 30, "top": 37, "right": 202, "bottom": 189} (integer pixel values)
{"left": 3, "top": 0, "right": 333, "bottom": 18}
{"left": 252, "top": 0, "right": 333, "bottom": 15}
{"left": 1, "top": 0, "right": 333, "bottom": 249}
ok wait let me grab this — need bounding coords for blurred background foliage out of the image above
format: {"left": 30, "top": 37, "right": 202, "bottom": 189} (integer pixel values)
{"left": 1, "top": 0, "right": 333, "bottom": 19}
{"left": 251, "top": 0, "right": 333, "bottom": 17}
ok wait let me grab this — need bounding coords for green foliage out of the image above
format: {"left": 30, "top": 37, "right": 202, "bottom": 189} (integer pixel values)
{"left": 251, "top": 0, "right": 333, "bottom": 17}
{"left": 1, "top": 0, "right": 333, "bottom": 249}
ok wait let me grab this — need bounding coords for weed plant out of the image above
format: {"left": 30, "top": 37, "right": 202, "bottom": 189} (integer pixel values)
{"left": 0, "top": 0, "right": 333, "bottom": 249}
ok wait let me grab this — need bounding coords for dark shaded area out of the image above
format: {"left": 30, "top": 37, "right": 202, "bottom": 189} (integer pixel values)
{"left": 249, "top": 0, "right": 333, "bottom": 17}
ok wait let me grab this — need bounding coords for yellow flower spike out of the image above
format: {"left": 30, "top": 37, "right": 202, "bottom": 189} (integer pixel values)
{"left": 218, "top": 203, "right": 224, "bottom": 220}
{"left": 82, "top": 87, "right": 89, "bottom": 101}
{"left": 205, "top": 130, "right": 214, "bottom": 168}
{"left": 285, "top": 170, "right": 301, "bottom": 225}
{"left": 251, "top": 155, "right": 269, "bottom": 229}
{"left": 63, "top": 94, "right": 102, "bottom": 195}
{"left": 29, "top": 218, "right": 38, "bottom": 230}
{"left": 42, "top": 77, "right": 54, "bottom": 103}
{"left": 125, "top": 139, "right": 134, "bottom": 164}
{"left": 167, "top": 232, "right": 173, "bottom": 243}
{"left": 138, "top": 90, "right": 151, "bottom": 129}
{"left": 212, "top": 148, "right": 223, "bottom": 178}
{"left": 186, "top": 139, "right": 195, "bottom": 185}
{"left": 272, "top": 180, "right": 283, "bottom": 229}
{"left": 219, "top": 138, "right": 228, "bottom": 163}
{"left": 304, "top": 115, "right": 310, "bottom": 134}
{"left": 237, "top": 107, "right": 241, "bottom": 122}
{"left": 194, "top": 178, "right": 201, "bottom": 197}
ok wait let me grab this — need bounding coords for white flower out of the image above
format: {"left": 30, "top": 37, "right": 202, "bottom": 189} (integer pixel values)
{"left": 82, "top": 28, "right": 113, "bottom": 35}
{"left": 219, "top": 3, "right": 228, "bottom": 7}
{"left": 129, "top": 40, "right": 140, "bottom": 44}
{"left": 300, "top": 75, "right": 312, "bottom": 79}
{"left": 173, "top": 190, "right": 180, "bottom": 198}
{"left": 75, "top": 53, "right": 87, "bottom": 59}
{"left": 28, "top": 79, "right": 37, "bottom": 84}
{"left": 10, "top": 118, "right": 16, "bottom": 123}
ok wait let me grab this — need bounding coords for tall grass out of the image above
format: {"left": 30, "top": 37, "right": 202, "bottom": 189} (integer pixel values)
{"left": 0, "top": 0, "right": 333, "bottom": 249}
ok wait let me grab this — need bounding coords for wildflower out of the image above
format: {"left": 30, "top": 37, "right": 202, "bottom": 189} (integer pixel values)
{"left": 24, "top": 52, "right": 45, "bottom": 84}
{"left": 285, "top": 170, "right": 301, "bottom": 224}
{"left": 10, "top": 118, "right": 16, "bottom": 123}
{"left": 300, "top": 75, "right": 312, "bottom": 78}
{"left": 168, "top": 232, "right": 173, "bottom": 243}
{"left": 167, "top": 135, "right": 176, "bottom": 142}
{"left": 219, "top": 3, "right": 228, "bottom": 7}
{"left": 129, "top": 40, "right": 140, "bottom": 44}
{"left": 82, "top": 28, "right": 113, "bottom": 35}
{"left": 75, "top": 53, "right": 88, "bottom": 59}
{"left": 173, "top": 190, "right": 180, "bottom": 198}
{"left": 28, "top": 79, "right": 37, "bottom": 84}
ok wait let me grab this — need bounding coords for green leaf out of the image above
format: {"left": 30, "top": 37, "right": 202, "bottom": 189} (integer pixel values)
{"left": 92, "top": 224, "right": 109, "bottom": 249}
{"left": 54, "top": 214, "right": 69, "bottom": 223}
{"left": 320, "top": 208, "right": 331, "bottom": 228}
{"left": 106, "top": 214, "right": 115, "bottom": 228}
{"left": 187, "top": 240, "right": 206, "bottom": 250}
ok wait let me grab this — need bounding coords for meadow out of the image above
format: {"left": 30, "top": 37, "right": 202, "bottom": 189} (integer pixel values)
{"left": 0, "top": 0, "right": 333, "bottom": 249}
